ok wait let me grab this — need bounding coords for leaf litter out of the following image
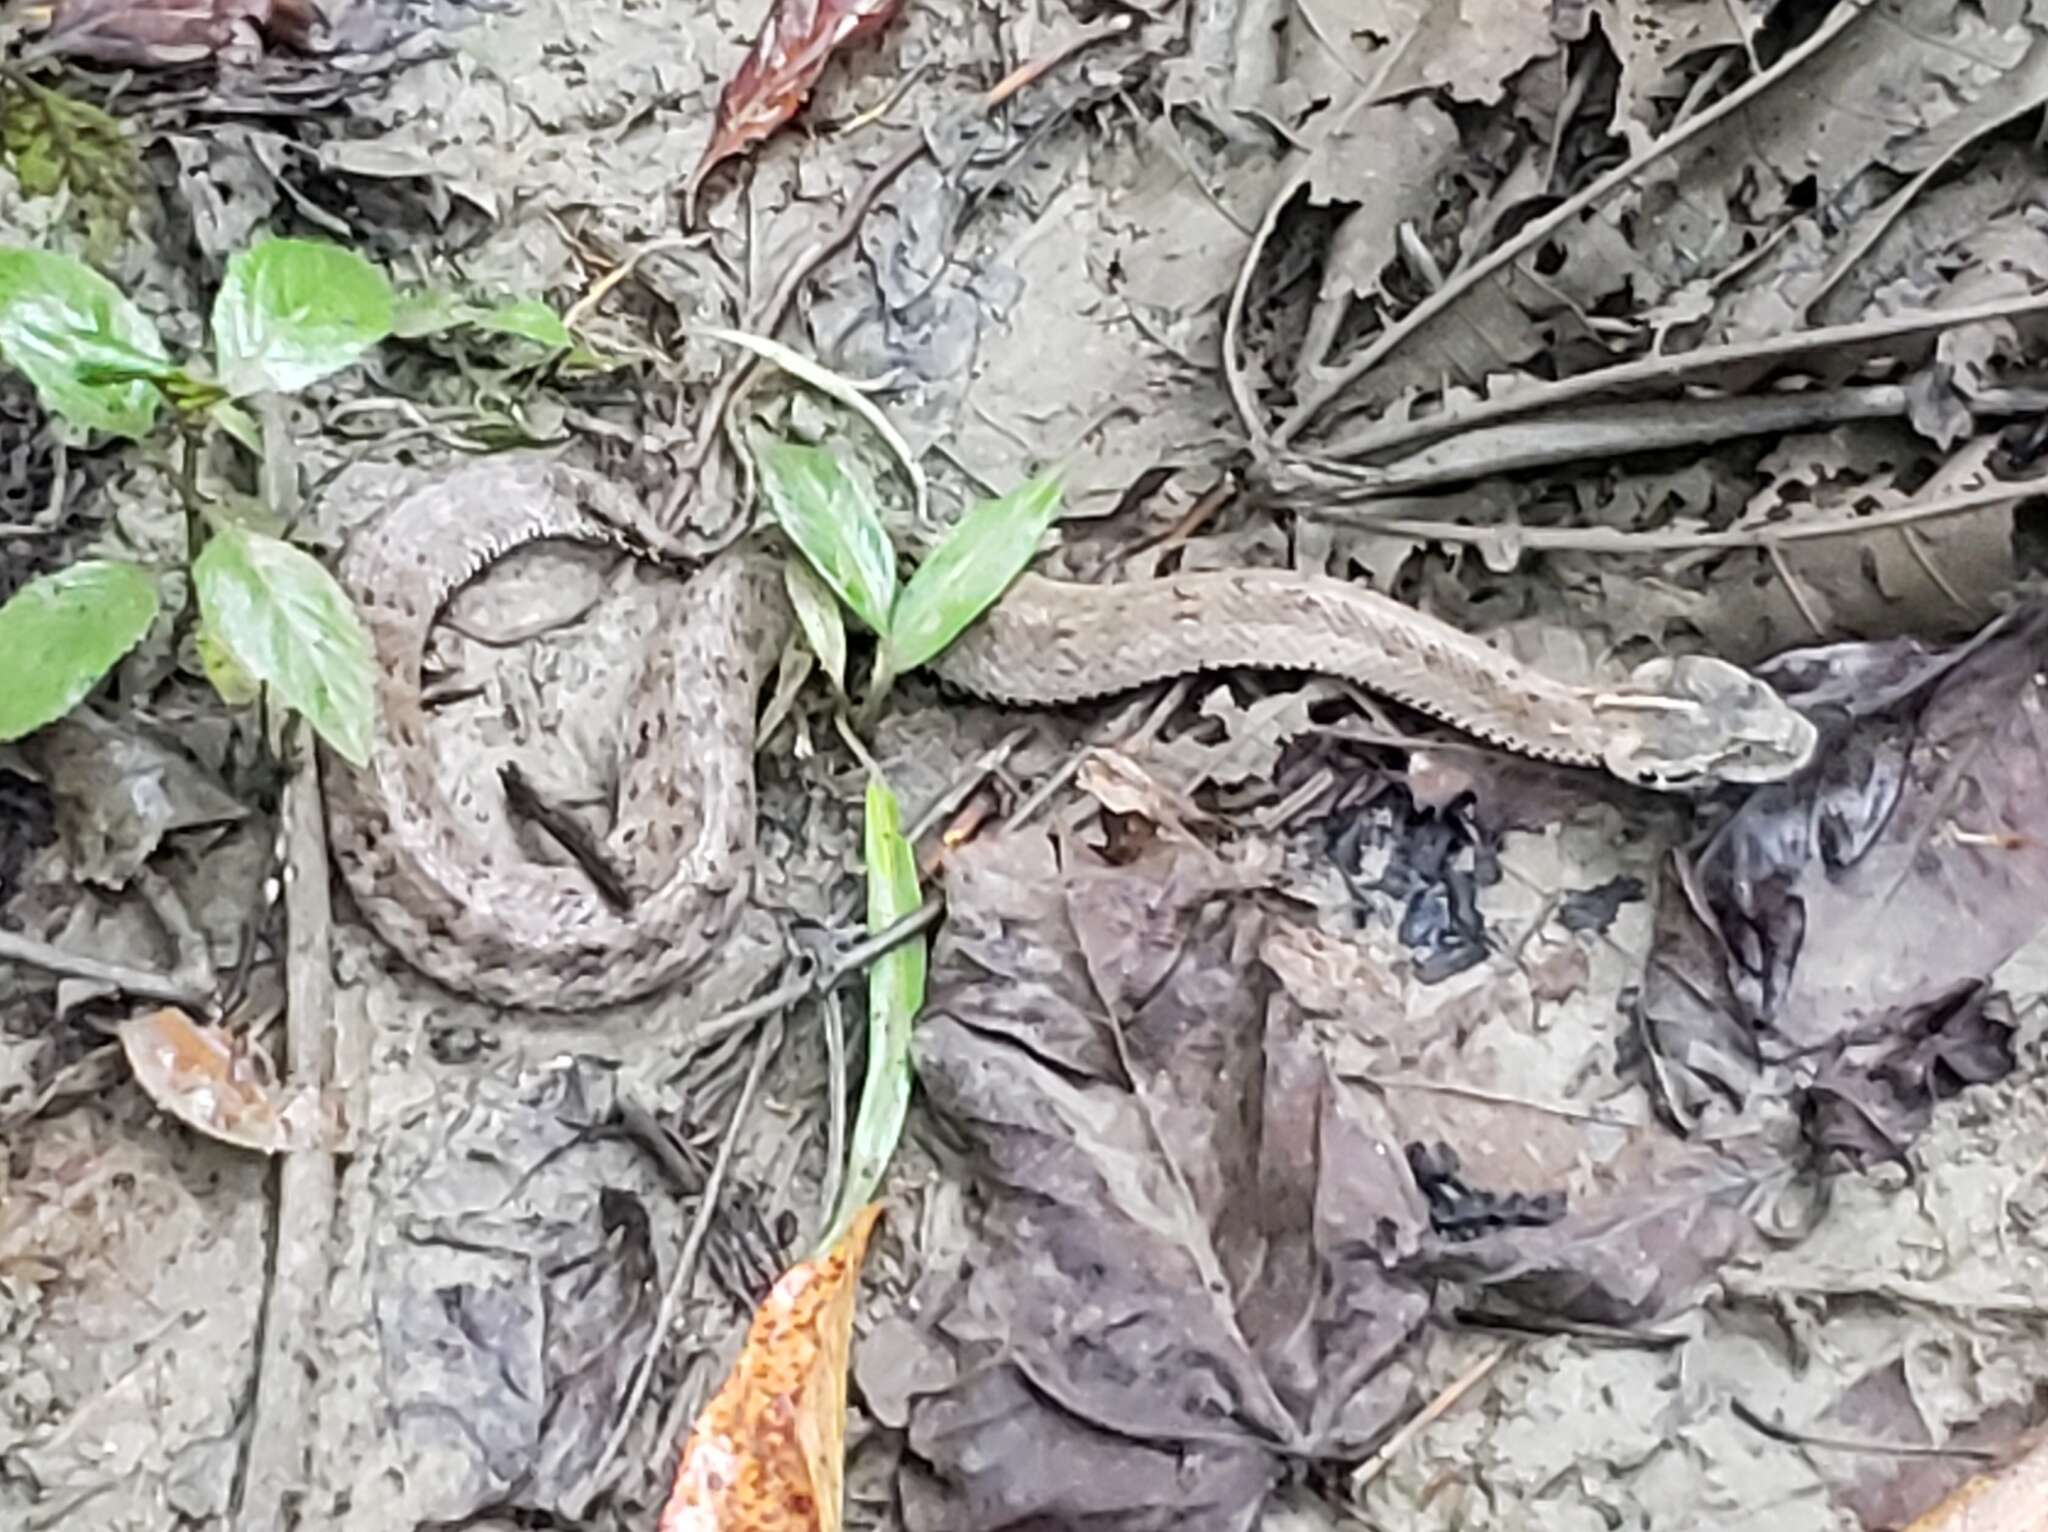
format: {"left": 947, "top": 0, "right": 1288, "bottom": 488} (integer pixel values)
{"left": 15, "top": 0, "right": 2048, "bottom": 1530}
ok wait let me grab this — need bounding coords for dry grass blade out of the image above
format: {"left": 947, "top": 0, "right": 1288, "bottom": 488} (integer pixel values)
{"left": 702, "top": 325, "right": 928, "bottom": 526}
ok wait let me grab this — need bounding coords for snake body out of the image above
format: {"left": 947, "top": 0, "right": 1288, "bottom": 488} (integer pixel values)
{"left": 326, "top": 459, "right": 1815, "bottom": 1011}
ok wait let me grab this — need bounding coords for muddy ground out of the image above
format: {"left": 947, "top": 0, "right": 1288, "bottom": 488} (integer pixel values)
{"left": 6, "top": 0, "right": 2048, "bottom": 1529}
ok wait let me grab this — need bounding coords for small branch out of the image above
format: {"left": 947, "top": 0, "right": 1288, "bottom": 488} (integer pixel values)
{"left": 499, "top": 762, "right": 633, "bottom": 914}
{"left": 1288, "top": 386, "right": 1910, "bottom": 497}
{"left": 679, "top": 896, "right": 947, "bottom": 1058}
{"left": 233, "top": 732, "right": 340, "bottom": 1532}
{"left": 1349, "top": 1343, "right": 1510, "bottom": 1497}
{"left": 1300, "top": 472, "right": 2048, "bottom": 555}
{"left": 0, "top": 928, "right": 214, "bottom": 1010}
{"left": 1274, "top": 0, "right": 1871, "bottom": 447}
{"left": 1728, "top": 1398, "right": 2000, "bottom": 1462}
{"left": 575, "top": 1012, "right": 782, "bottom": 1513}
{"left": 1293, "top": 289, "right": 2048, "bottom": 469}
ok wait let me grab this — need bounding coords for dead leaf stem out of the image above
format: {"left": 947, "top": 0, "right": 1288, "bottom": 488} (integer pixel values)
{"left": 1273, "top": 0, "right": 1872, "bottom": 448}
{"left": 1294, "top": 386, "right": 1912, "bottom": 497}
{"left": 1220, "top": 26, "right": 1419, "bottom": 451}
{"left": 1728, "top": 1398, "right": 2000, "bottom": 1462}
{"left": 0, "top": 929, "right": 214, "bottom": 1010}
{"left": 1349, "top": 1342, "right": 1510, "bottom": 1497}
{"left": 578, "top": 1011, "right": 783, "bottom": 1513}
{"left": 1297, "top": 289, "right": 2048, "bottom": 469}
{"left": 1302, "top": 469, "right": 2048, "bottom": 556}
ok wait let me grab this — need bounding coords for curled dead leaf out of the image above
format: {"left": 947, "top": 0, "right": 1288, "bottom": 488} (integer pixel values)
{"left": 119, "top": 1006, "right": 321, "bottom": 1154}
{"left": 658, "top": 1202, "right": 884, "bottom": 1532}
{"left": 688, "top": 0, "right": 904, "bottom": 210}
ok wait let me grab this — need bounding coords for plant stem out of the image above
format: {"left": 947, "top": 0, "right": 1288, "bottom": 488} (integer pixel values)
{"left": 856, "top": 654, "right": 897, "bottom": 730}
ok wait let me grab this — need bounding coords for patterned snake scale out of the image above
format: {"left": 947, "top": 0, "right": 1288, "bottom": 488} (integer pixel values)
{"left": 325, "top": 458, "right": 1817, "bottom": 1011}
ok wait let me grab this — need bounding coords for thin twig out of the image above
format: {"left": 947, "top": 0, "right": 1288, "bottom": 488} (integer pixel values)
{"left": 0, "top": 929, "right": 214, "bottom": 1010}
{"left": 678, "top": 897, "right": 947, "bottom": 1058}
{"left": 818, "top": 986, "right": 849, "bottom": 1239}
{"left": 1350, "top": 1343, "right": 1511, "bottom": 1496}
{"left": 1347, "top": 1071, "right": 1644, "bottom": 1127}
{"left": 1290, "top": 386, "right": 1912, "bottom": 496}
{"left": 1729, "top": 1398, "right": 2000, "bottom": 1462}
{"left": 577, "top": 1011, "right": 782, "bottom": 1512}
{"left": 1275, "top": 0, "right": 1871, "bottom": 446}
{"left": 1004, "top": 678, "right": 1194, "bottom": 831}
{"left": 1454, "top": 1308, "right": 1686, "bottom": 1349}
{"left": 1296, "top": 289, "right": 2048, "bottom": 471}
{"left": 1301, "top": 472, "right": 2048, "bottom": 555}
{"left": 1801, "top": 83, "right": 2048, "bottom": 321}
{"left": 638, "top": 1015, "right": 782, "bottom": 1499}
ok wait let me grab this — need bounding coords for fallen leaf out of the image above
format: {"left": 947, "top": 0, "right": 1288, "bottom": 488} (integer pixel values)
{"left": 1075, "top": 745, "right": 1212, "bottom": 842}
{"left": 903, "top": 831, "right": 1431, "bottom": 1531}
{"left": 119, "top": 1007, "right": 320, "bottom": 1154}
{"left": 25, "top": 0, "right": 319, "bottom": 66}
{"left": 688, "top": 0, "right": 903, "bottom": 209}
{"left": 657, "top": 1202, "right": 884, "bottom": 1532}
{"left": 1638, "top": 602, "right": 2048, "bottom": 1153}
{"left": 20, "top": 709, "right": 247, "bottom": 888}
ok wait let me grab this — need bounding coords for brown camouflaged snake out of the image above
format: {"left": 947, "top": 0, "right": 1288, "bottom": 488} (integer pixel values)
{"left": 325, "top": 457, "right": 1816, "bottom": 1011}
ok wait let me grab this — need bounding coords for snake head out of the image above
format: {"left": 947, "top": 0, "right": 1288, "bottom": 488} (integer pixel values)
{"left": 1596, "top": 654, "right": 1819, "bottom": 791}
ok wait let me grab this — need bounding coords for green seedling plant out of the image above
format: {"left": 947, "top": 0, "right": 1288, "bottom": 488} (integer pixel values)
{"left": 0, "top": 236, "right": 396, "bottom": 762}
{"left": 745, "top": 419, "right": 1062, "bottom": 1250}
{"left": 754, "top": 435, "right": 1062, "bottom": 713}
{"left": 0, "top": 237, "right": 583, "bottom": 762}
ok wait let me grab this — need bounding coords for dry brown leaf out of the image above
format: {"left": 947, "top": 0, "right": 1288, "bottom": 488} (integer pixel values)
{"left": 119, "top": 1006, "right": 321, "bottom": 1154}
{"left": 1075, "top": 746, "right": 1212, "bottom": 841}
{"left": 657, "top": 1203, "right": 884, "bottom": 1532}
{"left": 688, "top": 0, "right": 903, "bottom": 209}
{"left": 25, "top": 0, "right": 318, "bottom": 65}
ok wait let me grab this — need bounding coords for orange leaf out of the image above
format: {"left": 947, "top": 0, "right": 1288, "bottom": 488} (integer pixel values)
{"left": 119, "top": 1006, "right": 321, "bottom": 1155}
{"left": 657, "top": 1202, "right": 884, "bottom": 1532}
{"left": 688, "top": 0, "right": 904, "bottom": 208}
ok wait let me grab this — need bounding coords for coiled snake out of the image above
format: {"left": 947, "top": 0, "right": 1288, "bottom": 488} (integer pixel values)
{"left": 324, "top": 458, "right": 1816, "bottom": 1011}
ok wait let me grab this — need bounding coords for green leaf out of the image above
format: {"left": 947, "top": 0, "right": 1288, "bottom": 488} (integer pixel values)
{"left": 0, "top": 82, "right": 139, "bottom": 256}
{"left": 701, "top": 325, "right": 928, "bottom": 525}
{"left": 883, "top": 474, "right": 1062, "bottom": 674}
{"left": 753, "top": 438, "right": 897, "bottom": 636}
{"left": 211, "top": 238, "right": 394, "bottom": 398}
{"left": 389, "top": 290, "right": 571, "bottom": 350}
{"left": 0, "top": 247, "right": 170, "bottom": 438}
{"left": 783, "top": 554, "right": 848, "bottom": 695}
{"left": 192, "top": 525, "right": 375, "bottom": 764}
{"left": 473, "top": 299, "right": 571, "bottom": 350}
{"left": 828, "top": 774, "right": 926, "bottom": 1248}
{"left": 0, "top": 560, "right": 158, "bottom": 741}
{"left": 195, "top": 620, "right": 260, "bottom": 706}
{"left": 390, "top": 287, "right": 469, "bottom": 339}
{"left": 210, "top": 401, "right": 264, "bottom": 455}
